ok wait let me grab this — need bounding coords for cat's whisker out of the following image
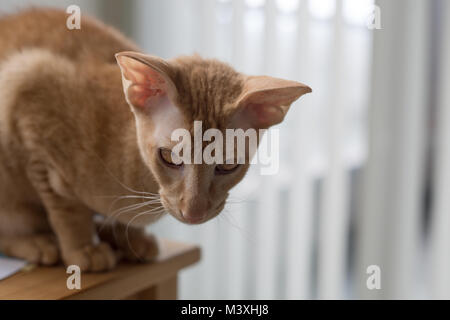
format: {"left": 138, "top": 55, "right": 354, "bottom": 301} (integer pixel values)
{"left": 110, "top": 200, "right": 161, "bottom": 221}
{"left": 107, "top": 194, "right": 161, "bottom": 214}
{"left": 225, "top": 201, "right": 248, "bottom": 205}
{"left": 112, "top": 200, "right": 161, "bottom": 218}
{"left": 111, "top": 205, "right": 165, "bottom": 248}
{"left": 226, "top": 196, "right": 250, "bottom": 205}
{"left": 220, "top": 209, "right": 256, "bottom": 245}
{"left": 102, "top": 198, "right": 162, "bottom": 230}
{"left": 107, "top": 203, "right": 163, "bottom": 242}
{"left": 124, "top": 207, "right": 166, "bottom": 260}
{"left": 95, "top": 194, "right": 160, "bottom": 199}
{"left": 114, "top": 195, "right": 160, "bottom": 200}
{"left": 105, "top": 194, "right": 160, "bottom": 222}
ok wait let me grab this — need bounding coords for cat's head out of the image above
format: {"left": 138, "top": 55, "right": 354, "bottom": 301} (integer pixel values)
{"left": 116, "top": 51, "right": 311, "bottom": 225}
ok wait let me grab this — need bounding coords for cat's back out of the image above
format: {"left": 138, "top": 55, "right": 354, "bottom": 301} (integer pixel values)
{"left": 0, "top": 8, "right": 135, "bottom": 165}
{"left": 0, "top": 8, "right": 138, "bottom": 63}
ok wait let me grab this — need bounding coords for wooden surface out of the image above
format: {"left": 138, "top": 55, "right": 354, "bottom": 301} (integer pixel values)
{"left": 0, "top": 239, "right": 200, "bottom": 300}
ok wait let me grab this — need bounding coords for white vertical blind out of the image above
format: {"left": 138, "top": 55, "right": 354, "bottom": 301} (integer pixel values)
{"left": 430, "top": 0, "right": 450, "bottom": 300}
{"left": 284, "top": 0, "right": 315, "bottom": 300}
{"left": 317, "top": 0, "right": 351, "bottom": 299}
{"left": 356, "top": 0, "right": 430, "bottom": 299}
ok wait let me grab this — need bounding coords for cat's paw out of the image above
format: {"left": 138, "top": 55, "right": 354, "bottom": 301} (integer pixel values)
{"left": 63, "top": 242, "right": 117, "bottom": 272}
{"left": 121, "top": 232, "right": 160, "bottom": 262}
{"left": 6, "top": 234, "right": 59, "bottom": 266}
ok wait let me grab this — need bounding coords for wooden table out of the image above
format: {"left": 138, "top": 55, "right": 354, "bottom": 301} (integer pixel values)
{"left": 0, "top": 239, "right": 200, "bottom": 300}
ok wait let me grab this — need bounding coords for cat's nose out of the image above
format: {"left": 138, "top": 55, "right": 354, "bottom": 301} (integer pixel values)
{"left": 180, "top": 198, "right": 208, "bottom": 224}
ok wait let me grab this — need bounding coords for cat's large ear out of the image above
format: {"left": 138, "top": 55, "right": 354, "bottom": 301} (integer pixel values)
{"left": 232, "top": 76, "right": 311, "bottom": 129}
{"left": 115, "top": 51, "right": 177, "bottom": 111}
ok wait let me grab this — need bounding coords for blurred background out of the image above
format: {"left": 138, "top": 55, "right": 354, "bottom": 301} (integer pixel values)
{"left": 1, "top": 0, "right": 449, "bottom": 299}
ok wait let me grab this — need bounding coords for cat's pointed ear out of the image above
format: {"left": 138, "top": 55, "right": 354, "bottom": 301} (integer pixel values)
{"left": 232, "top": 76, "right": 311, "bottom": 129}
{"left": 115, "top": 51, "right": 177, "bottom": 110}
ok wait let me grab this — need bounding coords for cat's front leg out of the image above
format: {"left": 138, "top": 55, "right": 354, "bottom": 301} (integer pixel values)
{"left": 97, "top": 222, "right": 160, "bottom": 262}
{"left": 27, "top": 158, "right": 117, "bottom": 272}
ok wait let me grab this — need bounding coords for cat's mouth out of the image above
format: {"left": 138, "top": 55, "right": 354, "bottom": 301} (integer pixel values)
{"left": 185, "top": 200, "right": 225, "bottom": 225}
{"left": 160, "top": 195, "right": 226, "bottom": 225}
{"left": 215, "top": 200, "right": 226, "bottom": 212}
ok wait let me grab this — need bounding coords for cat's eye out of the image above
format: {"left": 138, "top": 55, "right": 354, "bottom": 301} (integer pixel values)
{"left": 159, "top": 148, "right": 183, "bottom": 168}
{"left": 215, "top": 163, "right": 239, "bottom": 175}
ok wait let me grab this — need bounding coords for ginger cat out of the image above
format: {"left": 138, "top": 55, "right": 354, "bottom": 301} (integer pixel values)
{"left": 0, "top": 9, "right": 311, "bottom": 272}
